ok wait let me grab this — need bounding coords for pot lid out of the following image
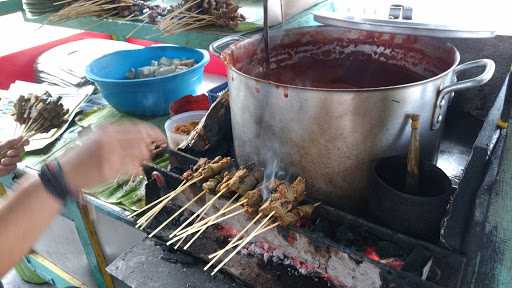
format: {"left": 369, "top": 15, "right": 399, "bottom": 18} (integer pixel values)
{"left": 313, "top": 3, "right": 496, "bottom": 38}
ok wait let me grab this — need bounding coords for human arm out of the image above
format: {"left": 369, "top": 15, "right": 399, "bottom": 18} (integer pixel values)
{"left": 0, "top": 137, "right": 28, "bottom": 176}
{"left": 0, "top": 121, "right": 166, "bottom": 276}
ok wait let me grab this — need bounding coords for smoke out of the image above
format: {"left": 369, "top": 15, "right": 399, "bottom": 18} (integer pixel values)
{"left": 261, "top": 159, "right": 278, "bottom": 200}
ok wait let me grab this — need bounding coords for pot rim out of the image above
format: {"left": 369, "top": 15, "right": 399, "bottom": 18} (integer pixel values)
{"left": 225, "top": 29, "right": 462, "bottom": 92}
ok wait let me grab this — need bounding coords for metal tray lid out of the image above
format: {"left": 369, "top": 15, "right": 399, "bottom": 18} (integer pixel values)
{"left": 313, "top": 3, "right": 496, "bottom": 38}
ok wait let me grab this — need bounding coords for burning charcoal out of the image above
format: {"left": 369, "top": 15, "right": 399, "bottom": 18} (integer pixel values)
{"left": 335, "top": 226, "right": 356, "bottom": 245}
{"left": 312, "top": 218, "right": 331, "bottom": 234}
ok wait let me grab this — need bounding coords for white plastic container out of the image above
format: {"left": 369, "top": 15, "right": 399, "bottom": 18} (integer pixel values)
{"left": 164, "top": 110, "right": 207, "bottom": 149}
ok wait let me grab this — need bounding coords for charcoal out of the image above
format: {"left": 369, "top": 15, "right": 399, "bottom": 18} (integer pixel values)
{"left": 376, "top": 241, "right": 403, "bottom": 259}
{"left": 335, "top": 225, "right": 357, "bottom": 245}
{"left": 402, "top": 247, "right": 432, "bottom": 276}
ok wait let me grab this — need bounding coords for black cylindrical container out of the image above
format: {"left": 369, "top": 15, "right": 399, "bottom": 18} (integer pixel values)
{"left": 368, "top": 155, "right": 452, "bottom": 242}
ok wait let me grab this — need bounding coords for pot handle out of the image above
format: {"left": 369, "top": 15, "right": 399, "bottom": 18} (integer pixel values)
{"left": 431, "top": 59, "right": 495, "bottom": 130}
{"left": 209, "top": 35, "right": 245, "bottom": 57}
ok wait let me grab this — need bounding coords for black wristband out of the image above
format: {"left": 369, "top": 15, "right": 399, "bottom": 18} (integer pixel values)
{"left": 39, "top": 160, "right": 72, "bottom": 202}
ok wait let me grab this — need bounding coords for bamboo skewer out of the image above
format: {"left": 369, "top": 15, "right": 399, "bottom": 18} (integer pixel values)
{"left": 148, "top": 189, "right": 208, "bottom": 238}
{"left": 167, "top": 187, "right": 229, "bottom": 239}
{"left": 406, "top": 114, "right": 421, "bottom": 195}
{"left": 136, "top": 188, "right": 186, "bottom": 226}
{"left": 203, "top": 212, "right": 263, "bottom": 270}
{"left": 166, "top": 209, "right": 246, "bottom": 245}
{"left": 182, "top": 193, "right": 241, "bottom": 250}
{"left": 173, "top": 201, "right": 212, "bottom": 248}
{"left": 175, "top": 199, "right": 246, "bottom": 236}
{"left": 208, "top": 222, "right": 279, "bottom": 259}
{"left": 210, "top": 212, "right": 276, "bottom": 275}
{"left": 128, "top": 180, "right": 185, "bottom": 218}
{"left": 133, "top": 177, "right": 201, "bottom": 229}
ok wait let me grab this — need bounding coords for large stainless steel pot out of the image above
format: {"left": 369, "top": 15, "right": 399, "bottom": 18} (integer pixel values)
{"left": 211, "top": 26, "right": 495, "bottom": 211}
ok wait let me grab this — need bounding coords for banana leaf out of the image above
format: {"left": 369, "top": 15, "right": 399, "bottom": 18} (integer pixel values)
{"left": 118, "top": 178, "right": 146, "bottom": 205}
{"left": 106, "top": 176, "right": 145, "bottom": 203}
{"left": 96, "top": 178, "right": 129, "bottom": 201}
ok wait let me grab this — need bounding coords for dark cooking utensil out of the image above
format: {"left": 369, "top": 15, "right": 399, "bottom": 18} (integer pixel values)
{"left": 406, "top": 114, "right": 421, "bottom": 195}
{"left": 262, "top": 0, "right": 271, "bottom": 70}
{"left": 368, "top": 155, "right": 452, "bottom": 242}
{"left": 498, "top": 65, "right": 512, "bottom": 128}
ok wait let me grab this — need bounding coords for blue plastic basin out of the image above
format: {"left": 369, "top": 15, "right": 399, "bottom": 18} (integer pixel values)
{"left": 85, "top": 45, "right": 210, "bottom": 116}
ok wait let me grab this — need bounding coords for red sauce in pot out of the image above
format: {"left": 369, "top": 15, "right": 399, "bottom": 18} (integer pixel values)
{"left": 250, "top": 51, "right": 427, "bottom": 89}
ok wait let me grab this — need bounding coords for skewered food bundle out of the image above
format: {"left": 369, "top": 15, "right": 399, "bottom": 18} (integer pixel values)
{"left": 130, "top": 155, "right": 319, "bottom": 275}
{"left": 158, "top": 0, "right": 245, "bottom": 35}
{"left": 50, "top": 0, "right": 245, "bottom": 35}
{"left": 12, "top": 92, "right": 69, "bottom": 139}
{"left": 126, "top": 57, "right": 197, "bottom": 79}
{"left": 50, "top": 0, "right": 169, "bottom": 24}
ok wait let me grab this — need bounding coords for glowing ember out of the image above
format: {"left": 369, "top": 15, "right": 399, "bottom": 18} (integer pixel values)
{"left": 217, "top": 225, "right": 239, "bottom": 238}
{"left": 364, "top": 246, "right": 404, "bottom": 270}
{"left": 364, "top": 246, "right": 381, "bottom": 262}
{"left": 287, "top": 232, "right": 297, "bottom": 245}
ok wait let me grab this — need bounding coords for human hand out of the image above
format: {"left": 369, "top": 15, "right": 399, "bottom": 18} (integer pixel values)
{"left": 0, "top": 137, "right": 28, "bottom": 176}
{"left": 58, "top": 121, "right": 166, "bottom": 194}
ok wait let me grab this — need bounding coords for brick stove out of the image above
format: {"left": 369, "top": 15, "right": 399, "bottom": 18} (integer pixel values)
{"left": 139, "top": 77, "right": 509, "bottom": 288}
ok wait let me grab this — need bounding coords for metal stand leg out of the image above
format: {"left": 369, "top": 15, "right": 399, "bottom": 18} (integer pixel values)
{"left": 63, "top": 200, "right": 114, "bottom": 288}
{"left": 24, "top": 253, "right": 86, "bottom": 288}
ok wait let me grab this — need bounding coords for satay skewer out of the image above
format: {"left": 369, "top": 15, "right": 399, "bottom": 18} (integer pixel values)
{"left": 174, "top": 198, "right": 247, "bottom": 237}
{"left": 166, "top": 167, "right": 244, "bottom": 239}
{"left": 167, "top": 186, "right": 230, "bottom": 239}
{"left": 174, "top": 174, "right": 228, "bottom": 247}
{"left": 174, "top": 201, "right": 213, "bottom": 248}
{"left": 167, "top": 209, "right": 246, "bottom": 245}
{"left": 208, "top": 222, "right": 280, "bottom": 259}
{"left": 168, "top": 167, "right": 260, "bottom": 247}
{"left": 130, "top": 178, "right": 194, "bottom": 219}
{"left": 206, "top": 202, "right": 321, "bottom": 272}
{"left": 135, "top": 157, "right": 232, "bottom": 229}
{"left": 210, "top": 212, "right": 276, "bottom": 275}
{"left": 136, "top": 179, "right": 201, "bottom": 229}
{"left": 128, "top": 180, "right": 187, "bottom": 218}
{"left": 182, "top": 192, "right": 241, "bottom": 250}
{"left": 148, "top": 189, "right": 208, "bottom": 238}
{"left": 203, "top": 212, "right": 264, "bottom": 270}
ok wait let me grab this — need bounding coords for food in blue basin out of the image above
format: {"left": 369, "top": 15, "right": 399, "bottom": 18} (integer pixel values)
{"left": 86, "top": 45, "right": 209, "bottom": 117}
